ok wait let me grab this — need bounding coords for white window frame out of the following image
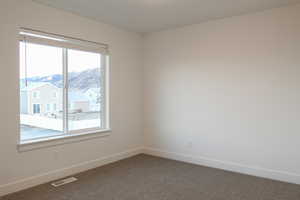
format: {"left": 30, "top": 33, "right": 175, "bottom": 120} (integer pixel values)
{"left": 18, "top": 28, "right": 111, "bottom": 150}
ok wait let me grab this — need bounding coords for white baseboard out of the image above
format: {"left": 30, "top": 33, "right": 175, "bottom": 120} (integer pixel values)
{"left": 143, "top": 147, "right": 300, "bottom": 185}
{"left": 0, "top": 147, "right": 143, "bottom": 197}
{"left": 2, "top": 147, "right": 299, "bottom": 197}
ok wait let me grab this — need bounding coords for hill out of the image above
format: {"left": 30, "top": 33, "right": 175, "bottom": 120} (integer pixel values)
{"left": 21, "top": 68, "right": 101, "bottom": 91}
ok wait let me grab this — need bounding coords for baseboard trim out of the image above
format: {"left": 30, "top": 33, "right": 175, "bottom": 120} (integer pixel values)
{"left": 0, "top": 147, "right": 143, "bottom": 197}
{"left": 143, "top": 147, "right": 300, "bottom": 185}
{"left": 2, "top": 147, "right": 299, "bottom": 197}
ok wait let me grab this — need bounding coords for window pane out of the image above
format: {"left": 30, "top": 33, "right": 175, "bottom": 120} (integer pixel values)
{"left": 67, "top": 49, "right": 103, "bottom": 132}
{"left": 20, "top": 42, "right": 63, "bottom": 141}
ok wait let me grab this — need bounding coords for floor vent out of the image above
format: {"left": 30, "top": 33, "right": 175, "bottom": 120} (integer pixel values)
{"left": 51, "top": 177, "right": 78, "bottom": 187}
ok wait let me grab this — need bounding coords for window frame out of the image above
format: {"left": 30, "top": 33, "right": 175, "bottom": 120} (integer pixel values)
{"left": 18, "top": 28, "right": 111, "bottom": 150}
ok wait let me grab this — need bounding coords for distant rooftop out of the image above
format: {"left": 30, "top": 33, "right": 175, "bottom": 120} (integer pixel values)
{"left": 20, "top": 82, "right": 58, "bottom": 91}
{"left": 21, "top": 82, "right": 89, "bottom": 102}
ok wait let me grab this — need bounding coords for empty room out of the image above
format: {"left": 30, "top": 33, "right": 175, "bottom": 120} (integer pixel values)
{"left": 1, "top": 0, "right": 300, "bottom": 199}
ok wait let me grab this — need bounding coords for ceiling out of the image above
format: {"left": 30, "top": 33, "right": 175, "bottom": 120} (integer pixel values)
{"left": 33, "top": 0, "right": 300, "bottom": 33}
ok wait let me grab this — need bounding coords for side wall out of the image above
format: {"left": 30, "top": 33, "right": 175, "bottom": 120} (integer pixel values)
{"left": 0, "top": 0, "right": 143, "bottom": 195}
{"left": 143, "top": 4, "right": 300, "bottom": 184}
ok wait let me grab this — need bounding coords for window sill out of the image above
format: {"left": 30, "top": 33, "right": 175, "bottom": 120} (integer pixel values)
{"left": 18, "top": 129, "right": 111, "bottom": 152}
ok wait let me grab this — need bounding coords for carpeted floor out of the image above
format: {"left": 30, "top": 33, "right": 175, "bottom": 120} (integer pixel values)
{"left": 2, "top": 154, "right": 300, "bottom": 200}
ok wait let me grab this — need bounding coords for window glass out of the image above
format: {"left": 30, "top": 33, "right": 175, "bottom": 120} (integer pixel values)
{"left": 67, "top": 49, "right": 103, "bottom": 132}
{"left": 20, "top": 42, "right": 63, "bottom": 141}
{"left": 19, "top": 33, "right": 108, "bottom": 142}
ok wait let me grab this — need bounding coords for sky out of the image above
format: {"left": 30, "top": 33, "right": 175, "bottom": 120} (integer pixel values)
{"left": 20, "top": 42, "right": 101, "bottom": 79}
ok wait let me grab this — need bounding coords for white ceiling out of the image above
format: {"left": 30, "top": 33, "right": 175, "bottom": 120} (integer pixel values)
{"left": 33, "top": 0, "right": 300, "bottom": 33}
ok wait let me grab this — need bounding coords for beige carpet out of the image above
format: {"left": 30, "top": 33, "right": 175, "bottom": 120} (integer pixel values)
{"left": 2, "top": 154, "right": 300, "bottom": 200}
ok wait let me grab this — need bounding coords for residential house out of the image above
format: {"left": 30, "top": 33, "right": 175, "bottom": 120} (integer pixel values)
{"left": 21, "top": 82, "right": 91, "bottom": 116}
{"left": 68, "top": 91, "right": 90, "bottom": 113}
{"left": 20, "top": 82, "right": 62, "bottom": 115}
{"left": 84, "top": 88, "right": 101, "bottom": 111}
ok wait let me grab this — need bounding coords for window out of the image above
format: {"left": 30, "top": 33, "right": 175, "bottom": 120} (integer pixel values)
{"left": 46, "top": 104, "right": 51, "bottom": 112}
{"left": 32, "top": 91, "right": 40, "bottom": 99}
{"left": 33, "top": 104, "right": 41, "bottom": 114}
{"left": 52, "top": 103, "right": 57, "bottom": 111}
{"left": 19, "top": 28, "right": 110, "bottom": 142}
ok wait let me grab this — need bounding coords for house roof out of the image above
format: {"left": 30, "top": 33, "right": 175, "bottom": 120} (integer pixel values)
{"left": 21, "top": 82, "right": 89, "bottom": 103}
{"left": 20, "top": 82, "right": 58, "bottom": 91}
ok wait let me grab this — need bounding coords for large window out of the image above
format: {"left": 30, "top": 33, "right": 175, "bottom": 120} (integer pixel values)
{"left": 19, "top": 29, "right": 109, "bottom": 142}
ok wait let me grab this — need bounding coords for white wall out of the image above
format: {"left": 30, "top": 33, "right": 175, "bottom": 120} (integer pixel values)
{"left": 0, "top": 0, "right": 143, "bottom": 195}
{"left": 143, "top": 4, "right": 300, "bottom": 184}
{"left": 1, "top": 0, "right": 300, "bottom": 196}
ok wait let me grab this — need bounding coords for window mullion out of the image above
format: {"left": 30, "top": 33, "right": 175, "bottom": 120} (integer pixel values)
{"left": 100, "top": 54, "right": 104, "bottom": 129}
{"left": 63, "top": 48, "right": 69, "bottom": 134}
{"left": 102, "top": 54, "right": 108, "bottom": 129}
{"left": 104, "top": 55, "right": 110, "bottom": 130}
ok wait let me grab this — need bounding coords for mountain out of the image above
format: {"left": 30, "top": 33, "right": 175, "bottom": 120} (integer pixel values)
{"left": 21, "top": 68, "right": 101, "bottom": 91}
{"left": 68, "top": 68, "right": 101, "bottom": 91}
